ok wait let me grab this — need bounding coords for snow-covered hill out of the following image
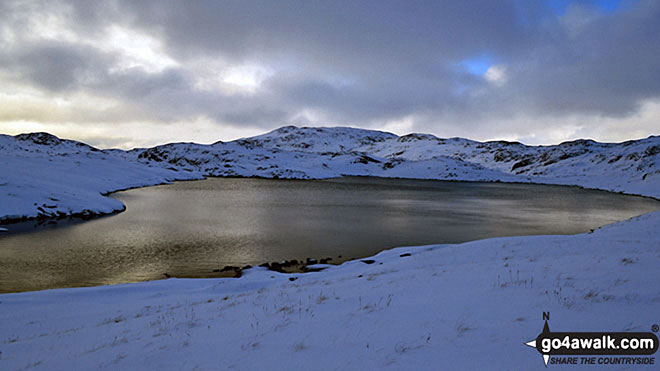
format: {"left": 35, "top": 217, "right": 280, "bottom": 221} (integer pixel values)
{"left": 0, "top": 133, "right": 201, "bottom": 223}
{"left": 1, "top": 126, "right": 660, "bottom": 223}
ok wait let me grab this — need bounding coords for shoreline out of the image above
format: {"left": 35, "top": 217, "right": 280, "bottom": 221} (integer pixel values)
{"left": 1, "top": 175, "right": 659, "bottom": 295}
{"left": 3, "top": 173, "right": 659, "bottom": 229}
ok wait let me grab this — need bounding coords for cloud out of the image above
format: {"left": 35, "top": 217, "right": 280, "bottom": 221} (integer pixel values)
{"left": 484, "top": 65, "right": 508, "bottom": 86}
{"left": 0, "top": 0, "right": 658, "bottom": 148}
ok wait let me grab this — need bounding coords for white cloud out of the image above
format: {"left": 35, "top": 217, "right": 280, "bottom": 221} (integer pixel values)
{"left": 484, "top": 65, "right": 507, "bottom": 86}
{"left": 221, "top": 64, "right": 273, "bottom": 93}
{"left": 103, "top": 26, "right": 179, "bottom": 74}
{"left": 377, "top": 115, "right": 416, "bottom": 136}
{"left": 191, "top": 58, "right": 273, "bottom": 95}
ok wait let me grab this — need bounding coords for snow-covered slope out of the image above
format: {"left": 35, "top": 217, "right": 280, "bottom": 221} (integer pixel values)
{"left": 363, "top": 133, "right": 660, "bottom": 197}
{"left": 249, "top": 125, "right": 398, "bottom": 153}
{"left": 0, "top": 133, "right": 201, "bottom": 223}
{"left": 2, "top": 126, "right": 660, "bottom": 223}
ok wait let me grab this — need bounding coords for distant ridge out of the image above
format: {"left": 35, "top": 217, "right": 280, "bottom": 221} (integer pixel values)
{"left": 1, "top": 125, "right": 659, "bottom": 222}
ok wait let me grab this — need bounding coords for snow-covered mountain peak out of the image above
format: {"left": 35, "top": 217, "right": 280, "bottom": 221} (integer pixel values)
{"left": 0, "top": 132, "right": 99, "bottom": 156}
{"left": 15, "top": 132, "right": 65, "bottom": 146}
{"left": 15, "top": 132, "right": 99, "bottom": 151}
{"left": 249, "top": 125, "right": 398, "bottom": 154}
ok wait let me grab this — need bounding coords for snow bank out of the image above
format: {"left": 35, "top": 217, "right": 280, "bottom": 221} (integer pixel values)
{"left": 0, "top": 133, "right": 201, "bottom": 223}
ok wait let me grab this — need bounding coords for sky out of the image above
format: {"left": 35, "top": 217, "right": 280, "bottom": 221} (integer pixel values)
{"left": 0, "top": 0, "right": 659, "bottom": 149}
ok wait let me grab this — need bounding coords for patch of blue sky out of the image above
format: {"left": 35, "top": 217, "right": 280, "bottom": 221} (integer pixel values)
{"left": 546, "top": 0, "right": 629, "bottom": 16}
{"left": 593, "top": 0, "right": 624, "bottom": 13}
{"left": 460, "top": 55, "right": 494, "bottom": 76}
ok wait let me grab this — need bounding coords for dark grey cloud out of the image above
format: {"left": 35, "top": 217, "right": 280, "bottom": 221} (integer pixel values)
{"left": 121, "top": 0, "right": 530, "bottom": 63}
{"left": 508, "top": 0, "right": 660, "bottom": 117}
{"left": 2, "top": 42, "right": 115, "bottom": 92}
{"left": 0, "top": 0, "right": 659, "bottom": 145}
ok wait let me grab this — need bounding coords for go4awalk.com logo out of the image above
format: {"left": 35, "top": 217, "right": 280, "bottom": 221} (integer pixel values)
{"left": 525, "top": 312, "right": 658, "bottom": 367}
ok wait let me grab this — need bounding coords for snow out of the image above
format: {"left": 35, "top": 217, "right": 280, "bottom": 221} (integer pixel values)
{"left": 1, "top": 126, "right": 660, "bottom": 369}
{"left": 0, "top": 133, "right": 201, "bottom": 222}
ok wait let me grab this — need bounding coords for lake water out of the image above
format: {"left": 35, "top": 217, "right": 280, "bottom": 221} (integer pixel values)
{"left": 1, "top": 177, "right": 659, "bottom": 293}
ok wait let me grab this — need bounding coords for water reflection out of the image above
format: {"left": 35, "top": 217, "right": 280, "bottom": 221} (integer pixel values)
{"left": 0, "top": 177, "right": 658, "bottom": 293}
